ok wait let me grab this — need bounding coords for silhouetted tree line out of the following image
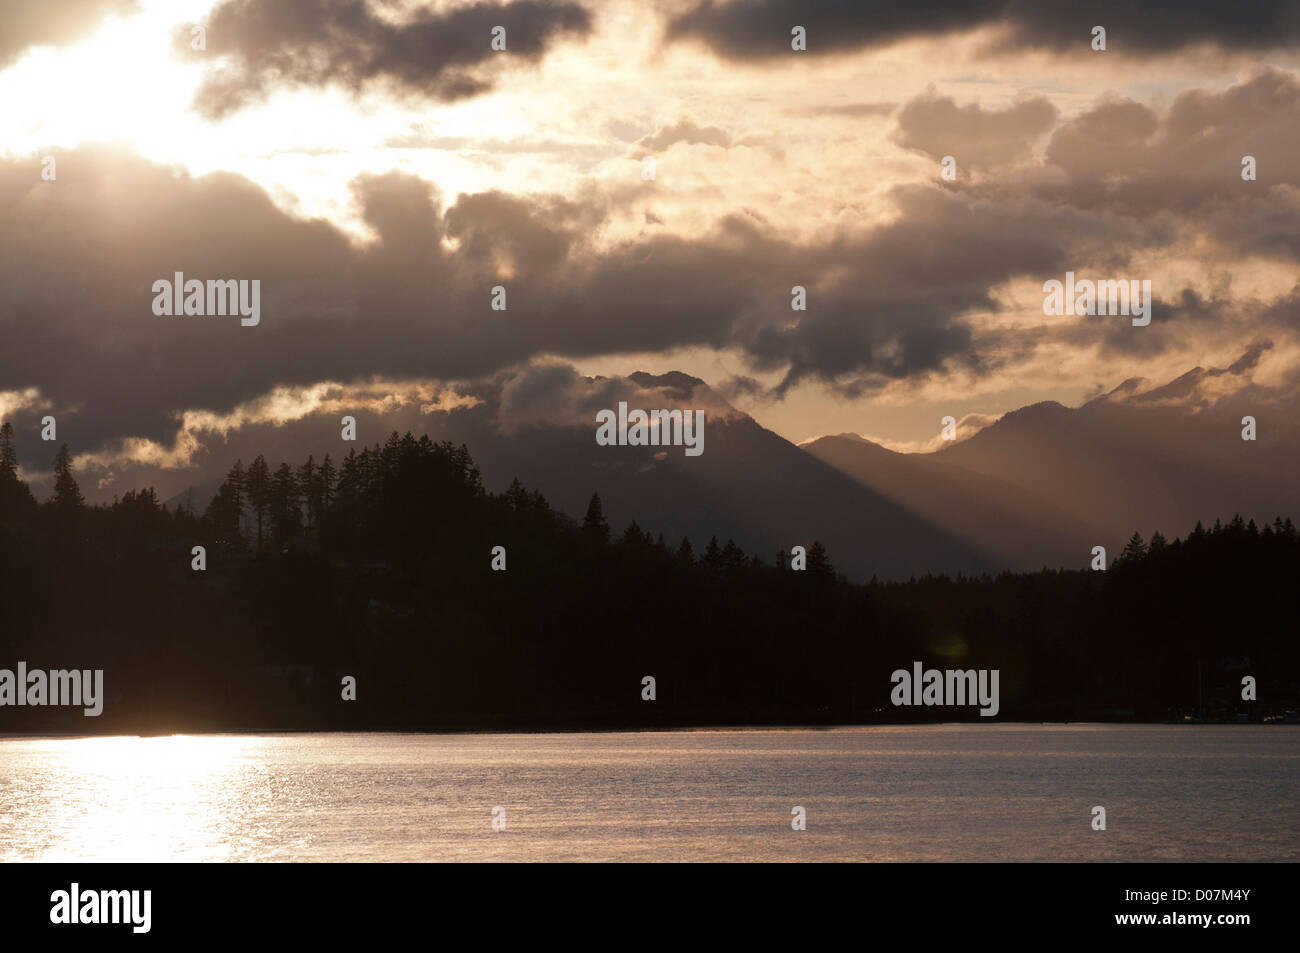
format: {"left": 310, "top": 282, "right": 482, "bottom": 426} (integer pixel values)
{"left": 0, "top": 423, "right": 1297, "bottom": 732}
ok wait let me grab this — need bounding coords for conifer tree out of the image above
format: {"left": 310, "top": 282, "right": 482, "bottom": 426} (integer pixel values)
{"left": 51, "top": 443, "right": 84, "bottom": 511}
{"left": 244, "top": 455, "right": 271, "bottom": 552}
{"left": 1119, "top": 531, "right": 1147, "bottom": 564}
{"left": 582, "top": 492, "right": 610, "bottom": 543}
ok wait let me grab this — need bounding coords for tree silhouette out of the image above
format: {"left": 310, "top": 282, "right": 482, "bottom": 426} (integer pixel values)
{"left": 807, "top": 539, "right": 835, "bottom": 579}
{"left": 1119, "top": 531, "right": 1147, "bottom": 565}
{"left": 224, "top": 460, "right": 245, "bottom": 523}
{"left": 269, "top": 462, "right": 302, "bottom": 548}
{"left": 319, "top": 453, "right": 336, "bottom": 514}
{"left": 582, "top": 492, "right": 609, "bottom": 544}
{"left": 203, "top": 481, "right": 244, "bottom": 549}
{"left": 620, "top": 520, "right": 647, "bottom": 547}
{"left": 0, "top": 430, "right": 1295, "bottom": 732}
{"left": 0, "top": 423, "right": 36, "bottom": 522}
{"left": 297, "top": 456, "right": 319, "bottom": 529}
{"left": 245, "top": 455, "right": 271, "bottom": 553}
{"left": 0, "top": 422, "right": 18, "bottom": 478}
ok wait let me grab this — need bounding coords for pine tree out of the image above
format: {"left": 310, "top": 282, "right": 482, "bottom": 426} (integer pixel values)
{"left": 506, "top": 477, "right": 529, "bottom": 511}
{"left": 332, "top": 449, "right": 361, "bottom": 544}
{"left": 0, "top": 422, "right": 18, "bottom": 480}
{"left": 319, "top": 453, "right": 335, "bottom": 514}
{"left": 51, "top": 443, "right": 84, "bottom": 511}
{"left": 297, "top": 455, "right": 318, "bottom": 528}
{"left": 244, "top": 455, "right": 271, "bottom": 553}
{"left": 269, "top": 462, "right": 302, "bottom": 547}
{"left": 1119, "top": 531, "right": 1146, "bottom": 564}
{"left": 203, "top": 482, "right": 244, "bottom": 549}
{"left": 582, "top": 492, "right": 609, "bottom": 543}
{"left": 807, "top": 540, "right": 834, "bottom": 579}
{"left": 225, "top": 460, "right": 246, "bottom": 527}
{"left": 0, "top": 423, "right": 36, "bottom": 523}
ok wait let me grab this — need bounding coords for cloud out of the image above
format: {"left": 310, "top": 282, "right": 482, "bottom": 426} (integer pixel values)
{"left": 629, "top": 117, "right": 784, "bottom": 161}
{"left": 666, "top": 0, "right": 1001, "bottom": 59}
{"left": 666, "top": 0, "right": 1300, "bottom": 59}
{"left": 787, "top": 101, "right": 896, "bottom": 119}
{"left": 1005, "top": 70, "right": 1300, "bottom": 262}
{"left": 495, "top": 364, "right": 740, "bottom": 434}
{"left": 4, "top": 105, "right": 1298, "bottom": 467}
{"left": 892, "top": 91, "right": 1059, "bottom": 170}
{"left": 0, "top": 0, "right": 138, "bottom": 68}
{"left": 181, "top": 0, "right": 591, "bottom": 118}
{"left": 635, "top": 117, "right": 733, "bottom": 153}
{"left": 3, "top": 146, "right": 1026, "bottom": 453}
{"left": 69, "top": 378, "right": 481, "bottom": 477}
{"left": 1041, "top": 71, "right": 1300, "bottom": 213}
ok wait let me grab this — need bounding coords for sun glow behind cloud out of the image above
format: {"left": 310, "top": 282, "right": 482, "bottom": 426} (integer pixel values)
{"left": 0, "top": 2, "right": 208, "bottom": 156}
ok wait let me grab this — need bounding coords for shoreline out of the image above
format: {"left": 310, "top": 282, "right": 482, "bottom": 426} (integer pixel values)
{"left": 2, "top": 721, "right": 1296, "bottom": 742}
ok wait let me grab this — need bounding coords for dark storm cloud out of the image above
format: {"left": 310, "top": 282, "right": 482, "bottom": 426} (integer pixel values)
{"left": 666, "top": 0, "right": 1001, "bottom": 58}
{"left": 1031, "top": 281, "right": 1300, "bottom": 373}
{"left": 0, "top": 0, "right": 138, "bottom": 67}
{"left": 1046, "top": 288, "right": 1243, "bottom": 362}
{"left": 666, "top": 0, "right": 1300, "bottom": 58}
{"left": 180, "top": 0, "right": 591, "bottom": 118}
{"left": 0, "top": 145, "right": 1102, "bottom": 455}
{"left": 3, "top": 111, "right": 1295, "bottom": 461}
{"left": 739, "top": 185, "right": 1090, "bottom": 397}
{"left": 892, "top": 92, "right": 1058, "bottom": 170}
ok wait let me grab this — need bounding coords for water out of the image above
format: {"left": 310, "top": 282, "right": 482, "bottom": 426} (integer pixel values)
{"left": 0, "top": 726, "right": 1295, "bottom": 862}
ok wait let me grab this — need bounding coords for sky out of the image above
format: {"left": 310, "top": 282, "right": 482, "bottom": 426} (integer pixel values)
{"left": 2, "top": 0, "right": 1299, "bottom": 493}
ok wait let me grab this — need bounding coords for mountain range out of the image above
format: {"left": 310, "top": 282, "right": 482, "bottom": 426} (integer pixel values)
{"left": 150, "top": 361, "right": 1296, "bottom": 581}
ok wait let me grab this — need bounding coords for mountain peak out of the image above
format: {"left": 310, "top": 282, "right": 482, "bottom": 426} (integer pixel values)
{"left": 799, "top": 432, "right": 884, "bottom": 450}
{"left": 989, "top": 400, "right": 1070, "bottom": 426}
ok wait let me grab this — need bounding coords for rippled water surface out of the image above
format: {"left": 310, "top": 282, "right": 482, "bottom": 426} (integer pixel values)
{"left": 1, "top": 726, "right": 1295, "bottom": 861}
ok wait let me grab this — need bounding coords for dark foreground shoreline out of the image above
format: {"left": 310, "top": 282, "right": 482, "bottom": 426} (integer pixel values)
{"left": 4, "top": 719, "right": 1297, "bottom": 743}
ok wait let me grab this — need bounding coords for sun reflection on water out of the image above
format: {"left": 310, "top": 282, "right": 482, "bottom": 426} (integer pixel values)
{"left": 1, "top": 735, "right": 256, "bottom": 862}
